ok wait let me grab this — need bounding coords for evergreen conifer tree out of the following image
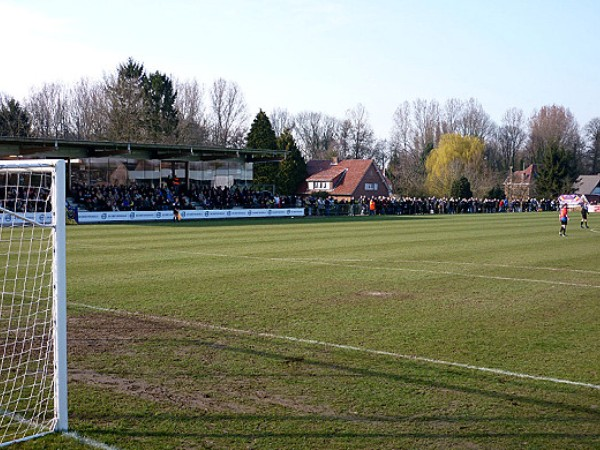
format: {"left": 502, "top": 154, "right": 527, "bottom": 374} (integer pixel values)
{"left": 246, "top": 109, "right": 277, "bottom": 150}
{"left": 0, "top": 97, "right": 31, "bottom": 137}
{"left": 535, "top": 144, "right": 579, "bottom": 198}
{"left": 247, "top": 110, "right": 279, "bottom": 188}
{"left": 145, "top": 71, "right": 179, "bottom": 142}
{"left": 450, "top": 176, "right": 473, "bottom": 199}
{"left": 106, "top": 58, "right": 148, "bottom": 141}
{"left": 277, "top": 129, "right": 307, "bottom": 195}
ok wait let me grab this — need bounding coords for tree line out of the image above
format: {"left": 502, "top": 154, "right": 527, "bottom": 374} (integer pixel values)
{"left": 1, "top": 57, "right": 599, "bottom": 198}
{"left": 0, "top": 58, "right": 248, "bottom": 148}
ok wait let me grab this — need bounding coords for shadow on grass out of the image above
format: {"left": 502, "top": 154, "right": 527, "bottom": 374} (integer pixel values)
{"left": 69, "top": 308, "right": 600, "bottom": 447}
{"left": 166, "top": 337, "right": 600, "bottom": 418}
{"left": 71, "top": 334, "right": 600, "bottom": 445}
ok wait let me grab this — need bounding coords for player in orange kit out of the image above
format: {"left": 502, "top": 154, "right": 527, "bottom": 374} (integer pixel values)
{"left": 559, "top": 204, "right": 569, "bottom": 237}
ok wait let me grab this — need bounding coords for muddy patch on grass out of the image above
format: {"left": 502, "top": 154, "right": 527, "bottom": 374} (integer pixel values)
{"left": 69, "top": 311, "right": 338, "bottom": 417}
{"left": 70, "top": 368, "right": 253, "bottom": 413}
{"left": 69, "top": 312, "right": 255, "bottom": 413}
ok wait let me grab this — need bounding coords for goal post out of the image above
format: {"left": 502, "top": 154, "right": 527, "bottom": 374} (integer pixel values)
{"left": 0, "top": 159, "right": 67, "bottom": 446}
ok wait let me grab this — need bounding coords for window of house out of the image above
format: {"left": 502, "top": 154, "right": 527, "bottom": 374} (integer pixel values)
{"left": 313, "top": 181, "right": 330, "bottom": 190}
{"left": 365, "top": 182, "right": 378, "bottom": 191}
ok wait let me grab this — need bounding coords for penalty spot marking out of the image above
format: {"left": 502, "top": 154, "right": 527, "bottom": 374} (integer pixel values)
{"left": 73, "top": 302, "right": 600, "bottom": 391}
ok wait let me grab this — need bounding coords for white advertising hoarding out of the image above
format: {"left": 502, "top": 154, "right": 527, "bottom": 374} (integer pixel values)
{"left": 76, "top": 208, "right": 305, "bottom": 224}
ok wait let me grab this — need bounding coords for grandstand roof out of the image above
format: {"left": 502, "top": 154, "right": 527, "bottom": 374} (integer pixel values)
{"left": 0, "top": 137, "right": 285, "bottom": 161}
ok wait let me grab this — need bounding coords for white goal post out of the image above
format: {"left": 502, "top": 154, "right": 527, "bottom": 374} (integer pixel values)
{"left": 0, "top": 159, "right": 67, "bottom": 446}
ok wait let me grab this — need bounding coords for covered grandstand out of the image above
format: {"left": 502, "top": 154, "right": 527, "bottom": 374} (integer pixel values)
{"left": 0, "top": 136, "right": 284, "bottom": 191}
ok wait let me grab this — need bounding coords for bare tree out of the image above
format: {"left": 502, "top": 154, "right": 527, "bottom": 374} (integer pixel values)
{"left": 26, "top": 82, "right": 71, "bottom": 138}
{"left": 339, "top": 103, "right": 375, "bottom": 159}
{"left": 528, "top": 104, "right": 581, "bottom": 165}
{"left": 583, "top": 117, "right": 600, "bottom": 174}
{"left": 389, "top": 101, "right": 412, "bottom": 155}
{"left": 458, "top": 98, "right": 494, "bottom": 140}
{"left": 69, "top": 78, "right": 109, "bottom": 140}
{"left": 387, "top": 101, "right": 428, "bottom": 196}
{"left": 293, "top": 111, "right": 340, "bottom": 160}
{"left": 440, "top": 98, "right": 463, "bottom": 135}
{"left": 498, "top": 107, "right": 526, "bottom": 171}
{"left": 412, "top": 98, "right": 440, "bottom": 158}
{"left": 371, "top": 138, "right": 389, "bottom": 171}
{"left": 387, "top": 148, "right": 428, "bottom": 197}
{"left": 269, "top": 108, "right": 295, "bottom": 137}
{"left": 208, "top": 78, "right": 248, "bottom": 148}
{"left": 319, "top": 114, "right": 340, "bottom": 159}
{"left": 175, "top": 78, "right": 209, "bottom": 144}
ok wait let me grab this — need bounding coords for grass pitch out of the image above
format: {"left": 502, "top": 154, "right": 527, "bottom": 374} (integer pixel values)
{"left": 18, "top": 212, "right": 600, "bottom": 449}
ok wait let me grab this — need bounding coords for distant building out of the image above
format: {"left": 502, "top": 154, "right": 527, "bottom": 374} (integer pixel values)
{"left": 573, "top": 174, "right": 600, "bottom": 203}
{"left": 504, "top": 164, "right": 537, "bottom": 200}
{"left": 298, "top": 158, "right": 392, "bottom": 200}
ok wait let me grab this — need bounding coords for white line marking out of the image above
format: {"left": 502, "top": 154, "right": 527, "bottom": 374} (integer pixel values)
{"left": 70, "top": 241, "right": 600, "bottom": 276}
{"left": 263, "top": 256, "right": 600, "bottom": 276}
{"left": 187, "top": 252, "right": 600, "bottom": 289}
{"left": 64, "top": 431, "right": 120, "bottom": 450}
{"left": 393, "top": 259, "right": 600, "bottom": 276}
{"left": 72, "top": 303, "right": 600, "bottom": 391}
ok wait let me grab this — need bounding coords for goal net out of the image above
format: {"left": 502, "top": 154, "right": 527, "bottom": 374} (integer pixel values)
{"left": 0, "top": 160, "right": 67, "bottom": 446}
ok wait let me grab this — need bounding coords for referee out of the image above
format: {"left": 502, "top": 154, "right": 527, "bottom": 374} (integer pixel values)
{"left": 581, "top": 202, "right": 589, "bottom": 229}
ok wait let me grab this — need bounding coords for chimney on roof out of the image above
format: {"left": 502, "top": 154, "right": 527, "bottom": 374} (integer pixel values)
{"left": 331, "top": 156, "right": 339, "bottom": 165}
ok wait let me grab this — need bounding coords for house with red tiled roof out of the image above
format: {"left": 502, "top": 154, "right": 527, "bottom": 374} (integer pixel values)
{"left": 298, "top": 158, "right": 392, "bottom": 200}
{"left": 504, "top": 164, "right": 537, "bottom": 200}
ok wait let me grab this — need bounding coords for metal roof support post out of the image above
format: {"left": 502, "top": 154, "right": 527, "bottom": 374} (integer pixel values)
{"left": 185, "top": 161, "right": 190, "bottom": 189}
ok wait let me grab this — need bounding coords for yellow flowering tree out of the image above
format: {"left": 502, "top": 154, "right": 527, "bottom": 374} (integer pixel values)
{"left": 425, "top": 134, "right": 485, "bottom": 197}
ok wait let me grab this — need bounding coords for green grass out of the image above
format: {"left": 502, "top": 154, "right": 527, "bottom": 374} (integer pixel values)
{"left": 13, "top": 212, "right": 600, "bottom": 449}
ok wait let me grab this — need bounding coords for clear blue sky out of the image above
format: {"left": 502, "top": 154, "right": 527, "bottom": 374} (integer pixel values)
{"left": 1, "top": 0, "right": 598, "bottom": 138}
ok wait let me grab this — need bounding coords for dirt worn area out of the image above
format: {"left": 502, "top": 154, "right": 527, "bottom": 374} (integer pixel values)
{"left": 68, "top": 310, "right": 175, "bottom": 343}
{"left": 68, "top": 310, "right": 336, "bottom": 416}
{"left": 68, "top": 311, "right": 255, "bottom": 413}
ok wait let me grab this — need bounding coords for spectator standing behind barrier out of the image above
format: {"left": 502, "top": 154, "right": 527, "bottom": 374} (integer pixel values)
{"left": 369, "top": 198, "right": 376, "bottom": 216}
{"left": 317, "top": 197, "right": 325, "bottom": 216}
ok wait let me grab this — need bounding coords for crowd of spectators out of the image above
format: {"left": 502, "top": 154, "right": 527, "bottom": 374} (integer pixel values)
{"left": 303, "top": 195, "right": 557, "bottom": 216}
{"left": 67, "top": 181, "right": 559, "bottom": 217}
{"left": 68, "top": 181, "right": 297, "bottom": 212}
{"left": 1, "top": 186, "right": 51, "bottom": 213}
